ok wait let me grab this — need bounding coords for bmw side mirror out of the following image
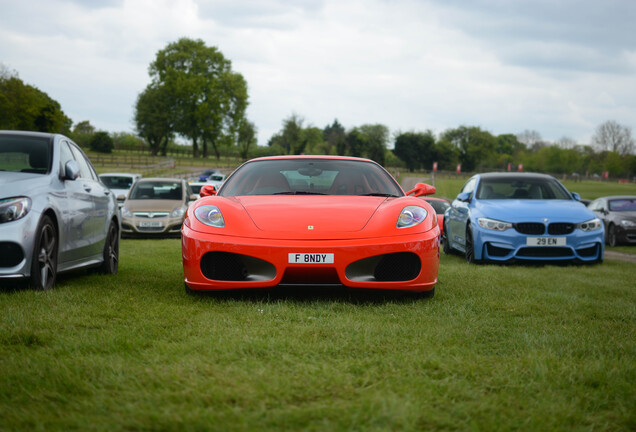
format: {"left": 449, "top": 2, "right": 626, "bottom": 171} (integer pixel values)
{"left": 64, "top": 160, "right": 80, "bottom": 180}
{"left": 571, "top": 192, "right": 581, "bottom": 201}
{"left": 456, "top": 192, "right": 471, "bottom": 202}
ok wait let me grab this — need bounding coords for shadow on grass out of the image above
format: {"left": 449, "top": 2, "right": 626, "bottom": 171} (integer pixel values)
{"left": 185, "top": 284, "right": 435, "bottom": 305}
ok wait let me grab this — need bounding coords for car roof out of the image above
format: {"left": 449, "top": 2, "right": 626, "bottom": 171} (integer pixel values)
{"left": 596, "top": 195, "right": 636, "bottom": 200}
{"left": 99, "top": 173, "right": 142, "bottom": 177}
{"left": 475, "top": 172, "right": 556, "bottom": 181}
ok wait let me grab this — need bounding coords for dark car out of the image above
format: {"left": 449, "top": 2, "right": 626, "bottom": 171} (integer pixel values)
{"left": 198, "top": 169, "right": 219, "bottom": 182}
{"left": 0, "top": 131, "right": 120, "bottom": 290}
{"left": 587, "top": 196, "right": 636, "bottom": 246}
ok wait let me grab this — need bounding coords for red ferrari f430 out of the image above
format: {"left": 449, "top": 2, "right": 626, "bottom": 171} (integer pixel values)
{"left": 181, "top": 156, "right": 440, "bottom": 296}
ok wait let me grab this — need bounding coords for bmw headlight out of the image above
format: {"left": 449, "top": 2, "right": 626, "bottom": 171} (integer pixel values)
{"left": 478, "top": 217, "right": 512, "bottom": 231}
{"left": 121, "top": 207, "right": 132, "bottom": 218}
{"left": 171, "top": 206, "right": 187, "bottom": 218}
{"left": 194, "top": 205, "right": 225, "bottom": 227}
{"left": 578, "top": 218, "right": 602, "bottom": 231}
{"left": 0, "top": 197, "right": 31, "bottom": 223}
{"left": 620, "top": 220, "right": 636, "bottom": 227}
{"left": 397, "top": 206, "right": 427, "bottom": 228}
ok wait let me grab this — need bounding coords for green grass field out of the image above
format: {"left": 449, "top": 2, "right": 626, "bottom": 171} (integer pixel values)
{"left": 1, "top": 238, "right": 634, "bottom": 431}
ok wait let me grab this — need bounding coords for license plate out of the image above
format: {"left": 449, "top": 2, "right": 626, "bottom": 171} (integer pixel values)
{"left": 139, "top": 221, "right": 164, "bottom": 228}
{"left": 526, "top": 237, "right": 566, "bottom": 246}
{"left": 288, "top": 253, "right": 334, "bottom": 264}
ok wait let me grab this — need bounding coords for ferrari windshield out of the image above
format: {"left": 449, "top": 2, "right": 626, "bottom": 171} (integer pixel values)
{"left": 0, "top": 135, "right": 52, "bottom": 174}
{"left": 475, "top": 177, "right": 572, "bottom": 200}
{"left": 219, "top": 158, "right": 404, "bottom": 197}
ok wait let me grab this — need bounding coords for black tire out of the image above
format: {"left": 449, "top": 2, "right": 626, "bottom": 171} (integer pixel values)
{"left": 441, "top": 226, "right": 453, "bottom": 255}
{"left": 100, "top": 221, "right": 119, "bottom": 274}
{"left": 608, "top": 224, "right": 618, "bottom": 247}
{"left": 30, "top": 215, "right": 57, "bottom": 290}
{"left": 465, "top": 226, "right": 479, "bottom": 264}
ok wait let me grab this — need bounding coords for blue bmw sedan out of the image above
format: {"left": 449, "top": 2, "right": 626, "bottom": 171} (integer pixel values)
{"left": 442, "top": 173, "right": 604, "bottom": 264}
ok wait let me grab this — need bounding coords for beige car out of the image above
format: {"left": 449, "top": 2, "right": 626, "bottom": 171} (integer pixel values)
{"left": 120, "top": 178, "right": 196, "bottom": 237}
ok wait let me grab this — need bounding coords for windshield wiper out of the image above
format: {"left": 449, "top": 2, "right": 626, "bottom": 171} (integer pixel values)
{"left": 360, "top": 193, "right": 399, "bottom": 197}
{"left": 273, "top": 191, "right": 327, "bottom": 195}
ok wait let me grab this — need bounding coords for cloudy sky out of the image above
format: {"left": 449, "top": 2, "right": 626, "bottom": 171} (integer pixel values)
{"left": 1, "top": 0, "right": 635, "bottom": 147}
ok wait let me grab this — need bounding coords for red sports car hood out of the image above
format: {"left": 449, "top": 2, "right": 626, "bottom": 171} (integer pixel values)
{"left": 237, "top": 196, "right": 384, "bottom": 233}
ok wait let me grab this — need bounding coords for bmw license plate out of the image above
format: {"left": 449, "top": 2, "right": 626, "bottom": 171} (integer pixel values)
{"left": 288, "top": 253, "right": 334, "bottom": 264}
{"left": 139, "top": 221, "right": 163, "bottom": 228}
{"left": 526, "top": 237, "right": 566, "bottom": 246}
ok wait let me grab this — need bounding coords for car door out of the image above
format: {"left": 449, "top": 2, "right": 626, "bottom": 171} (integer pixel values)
{"left": 447, "top": 176, "right": 477, "bottom": 251}
{"left": 68, "top": 142, "right": 111, "bottom": 258}
{"left": 56, "top": 140, "right": 95, "bottom": 265}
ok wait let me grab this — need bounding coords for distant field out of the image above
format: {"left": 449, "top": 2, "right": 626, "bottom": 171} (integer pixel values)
{"left": 1, "top": 238, "right": 634, "bottom": 431}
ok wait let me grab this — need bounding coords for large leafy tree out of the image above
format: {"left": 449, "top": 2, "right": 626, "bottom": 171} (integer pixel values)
{"left": 145, "top": 38, "right": 248, "bottom": 158}
{"left": 439, "top": 126, "right": 496, "bottom": 172}
{"left": 0, "top": 70, "right": 71, "bottom": 134}
{"left": 134, "top": 84, "right": 173, "bottom": 156}
{"left": 323, "top": 119, "right": 346, "bottom": 155}
{"left": 393, "top": 130, "right": 436, "bottom": 171}
{"left": 237, "top": 119, "right": 257, "bottom": 160}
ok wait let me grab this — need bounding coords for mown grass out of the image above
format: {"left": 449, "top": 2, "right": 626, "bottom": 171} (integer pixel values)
{"left": 1, "top": 239, "right": 634, "bottom": 431}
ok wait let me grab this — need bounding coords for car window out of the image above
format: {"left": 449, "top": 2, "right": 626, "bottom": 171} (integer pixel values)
{"left": 461, "top": 178, "right": 477, "bottom": 195}
{"left": 0, "top": 134, "right": 52, "bottom": 174}
{"left": 130, "top": 181, "right": 183, "bottom": 200}
{"left": 101, "top": 175, "right": 135, "bottom": 189}
{"left": 67, "top": 142, "right": 98, "bottom": 181}
{"left": 609, "top": 198, "right": 636, "bottom": 211}
{"left": 475, "top": 177, "right": 571, "bottom": 200}
{"left": 219, "top": 159, "right": 403, "bottom": 197}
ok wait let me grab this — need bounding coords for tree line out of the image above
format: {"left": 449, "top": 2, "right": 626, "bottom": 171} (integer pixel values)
{"left": 2, "top": 39, "right": 635, "bottom": 179}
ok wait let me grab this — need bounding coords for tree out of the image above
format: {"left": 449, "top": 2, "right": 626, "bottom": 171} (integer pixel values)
{"left": 592, "top": 120, "right": 635, "bottom": 156}
{"left": 357, "top": 124, "right": 389, "bottom": 165}
{"left": 324, "top": 119, "right": 346, "bottom": 155}
{"left": 71, "top": 120, "right": 96, "bottom": 148}
{"left": 440, "top": 126, "right": 496, "bottom": 172}
{"left": 0, "top": 72, "right": 71, "bottom": 134}
{"left": 89, "top": 131, "right": 114, "bottom": 153}
{"left": 147, "top": 38, "right": 249, "bottom": 158}
{"left": 393, "top": 131, "right": 435, "bottom": 171}
{"left": 135, "top": 84, "right": 173, "bottom": 156}
{"left": 237, "top": 119, "right": 257, "bottom": 160}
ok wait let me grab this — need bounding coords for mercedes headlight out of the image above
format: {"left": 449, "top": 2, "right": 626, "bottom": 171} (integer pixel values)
{"left": 0, "top": 197, "right": 31, "bottom": 223}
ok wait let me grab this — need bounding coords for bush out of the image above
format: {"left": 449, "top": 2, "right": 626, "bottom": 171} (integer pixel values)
{"left": 89, "top": 131, "right": 114, "bottom": 153}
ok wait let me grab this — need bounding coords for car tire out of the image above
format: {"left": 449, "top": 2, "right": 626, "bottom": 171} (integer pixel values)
{"left": 608, "top": 224, "right": 618, "bottom": 247}
{"left": 465, "top": 226, "right": 480, "bottom": 264}
{"left": 441, "top": 228, "right": 453, "bottom": 255}
{"left": 99, "top": 221, "right": 119, "bottom": 274}
{"left": 30, "top": 215, "right": 57, "bottom": 290}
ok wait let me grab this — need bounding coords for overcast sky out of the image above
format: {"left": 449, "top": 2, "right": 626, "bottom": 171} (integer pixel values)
{"left": 1, "top": 0, "right": 635, "bottom": 147}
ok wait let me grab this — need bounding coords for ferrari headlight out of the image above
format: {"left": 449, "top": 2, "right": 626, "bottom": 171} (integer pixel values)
{"left": 578, "top": 218, "right": 602, "bottom": 231}
{"left": 194, "top": 205, "right": 225, "bottom": 227}
{"left": 397, "top": 206, "right": 427, "bottom": 228}
{"left": 121, "top": 207, "right": 132, "bottom": 218}
{"left": 620, "top": 220, "right": 636, "bottom": 227}
{"left": 478, "top": 217, "right": 512, "bottom": 231}
{"left": 171, "top": 206, "right": 187, "bottom": 218}
{"left": 0, "top": 197, "right": 31, "bottom": 223}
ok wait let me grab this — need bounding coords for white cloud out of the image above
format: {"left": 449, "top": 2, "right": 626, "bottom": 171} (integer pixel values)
{"left": 1, "top": 0, "right": 635, "bottom": 147}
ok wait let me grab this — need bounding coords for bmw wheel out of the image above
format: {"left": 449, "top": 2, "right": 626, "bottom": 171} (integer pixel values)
{"left": 30, "top": 215, "right": 57, "bottom": 290}
{"left": 465, "top": 226, "right": 479, "bottom": 264}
